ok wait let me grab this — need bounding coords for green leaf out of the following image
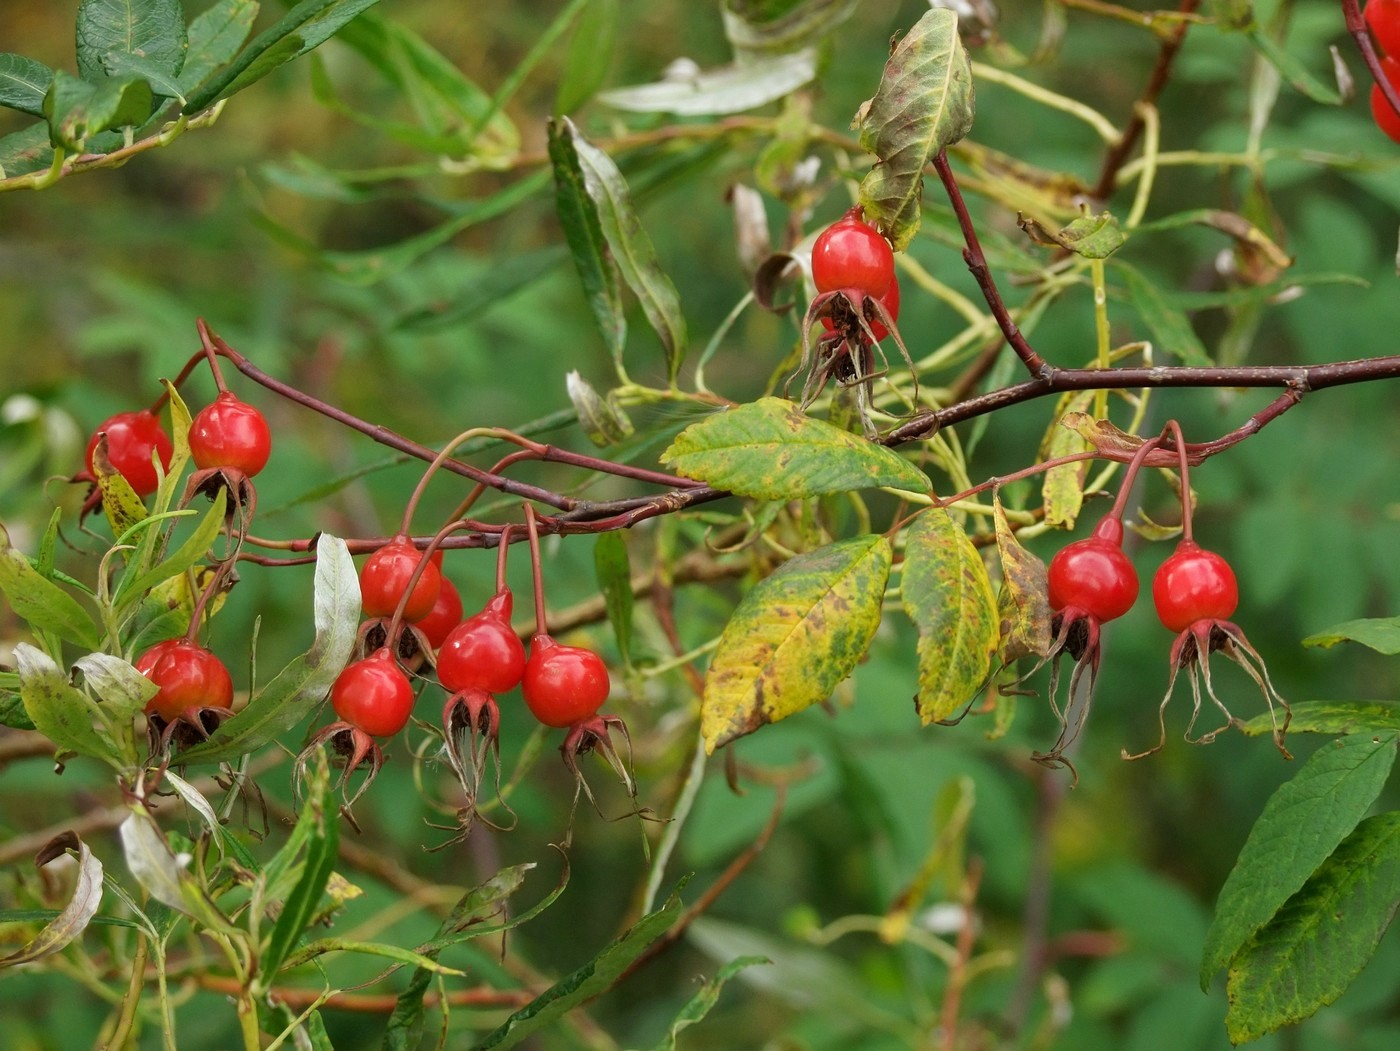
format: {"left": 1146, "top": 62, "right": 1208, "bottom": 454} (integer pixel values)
{"left": 178, "top": 0, "right": 260, "bottom": 95}
{"left": 0, "top": 834, "right": 103, "bottom": 969}
{"left": 184, "top": 0, "right": 383, "bottom": 111}
{"left": 1225, "top": 812, "right": 1400, "bottom": 1044}
{"left": 1038, "top": 390, "right": 1094, "bottom": 530}
{"left": 0, "top": 122, "right": 56, "bottom": 178}
{"left": 722, "top": 0, "right": 858, "bottom": 59}
{"left": 566, "top": 370, "right": 634, "bottom": 446}
{"left": 701, "top": 536, "right": 891, "bottom": 752}
{"left": 393, "top": 246, "right": 568, "bottom": 333}
{"left": 43, "top": 70, "right": 154, "bottom": 151}
{"left": 561, "top": 118, "right": 687, "bottom": 381}
{"left": 594, "top": 532, "right": 634, "bottom": 668}
{"left": 1019, "top": 210, "right": 1126, "bottom": 259}
{"left": 73, "top": 653, "right": 157, "bottom": 726}
{"left": 556, "top": 0, "right": 618, "bottom": 113}
{"left": 471, "top": 884, "right": 686, "bottom": 1050}
{"left": 1245, "top": 29, "right": 1342, "bottom": 106}
{"left": 14, "top": 645, "right": 120, "bottom": 766}
{"left": 549, "top": 118, "right": 626, "bottom": 367}
{"left": 76, "top": 0, "right": 188, "bottom": 83}
{"left": 0, "top": 523, "right": 100, "bottom": 651}
{"left": 902, "top": 505, "right": 999, "bottom": 723}
{"left": 651, "top": 956, "right": 770, "bottom": 1050}
{"left": 661, "top": 398, "right": 929, "bottom": 499}
{"left": 101, "top": 51, "right": 186, "bottom": 101}
{"left": 282, "top": 938, "right": 464, "bottom": 975}
{"left": 163, "top": 771, "right": 261, "bottom": 873}
{"left": 175, "top": 536, "right": 359, "bottom": 765}
{"left": 0, "top": 689, "right": 37, "bottom": 731}
{"left": 1241, "top": 701, "right": 1400, "bottom": 737}
{"left": 855, "top": 8, "right": 974, "bottom": 250}
{"left": 0, "top": 54, "right": 55, "bottom": 117}
{"left": 1302, "top": 617, "right": 1400, "bottom": 655}
{"left": 114, "top": 488, "right": 225, "bottom": 613}
{"left": 384, "top": 864, "right": 534, "bottom": 1050}
{"left": 599, "top": 50, "right": 817, "bottom": 116}
{"left": 1117, "top": 263, "right": 1212, "bottom": 366}
{"left": 119, "top": 807, "right": 238, "bottom": 936}
{"left": 261, "top": 750, "right": 338, "bottom": 982}
{"left": 1200, "top": 732, "right": 1399, "bottom": 990}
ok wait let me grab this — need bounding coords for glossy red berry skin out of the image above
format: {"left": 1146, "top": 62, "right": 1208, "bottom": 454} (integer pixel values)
{"left": 189, "top": 392, "right": 272, "bottom": 477}
{"left": 821, "top": 272, "right": 901, "bottom": 341}
{"left": 1047, "top": 518, "right": 1139, "bottom": 623}
{"left": 1370, "top": 56, "right": 1400, "bottom": 144}
{"left": 1152, "top": 540, "right": 1238, "bottom": 633}
{"left": 811, "top": 211, "right": 895, "bottom": 298}
{"left": 86, "top": 410, "right": 173, "bottom": 496}
{"left": 522, "top": 634, "right": 610, "bottom": 728}
{"left": 136, "top": 640, "right": 234, "bottom": 722}
{"left": 436, "top": 589, "right": 526, "bottom": 694}
{"left": 412, "top": 576, "right": 463, "bottom": 651}
{"left": 330, "top": 649, "right": 415, "bottom": 738}
{"left": 359, "top": 536, "right": 442, "bottom": 622}
{"left": 1367, "top": 0, "right": 1400, "bottom": 57}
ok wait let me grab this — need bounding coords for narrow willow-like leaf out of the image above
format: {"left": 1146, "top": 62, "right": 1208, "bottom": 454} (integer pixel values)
{"left": 1241, "top": 701, "right": 1400, "bottom": 737}
{"left": 566, "top": 369, "right": 634, "bottom": 446}
{"left": 855, "top": 9, "right": 974, "bottom": 250}
{"left": 1039, "top": 390, "right": 1095, "bottom": 530}
{"left": 184, "top": 0, "right": 383, "bottom": 111}
{"left": 76, "top": 0, "right": 188, "bottom": 83}
{"left": 556, "top": 0, "right": 618, "bottom": 113}
{"left": 702, "top": 536, "right": 891, "bottom": 752}
{"left": 115, "top": 487, "right": 225, "bottom": 613}
{"left": 0, "top": 834, "right": 103, "bottom": 969}
{"left": 600, "top": 50, "right": 816, "bottom": 116}
{"left": 0, "top": 524, "right": 100, "bottom": 650}
{"left": 120, "top": 808, "right": 237, "bottom": 935}
{"left": 549, "top": 117, "right": 626, "bottom": 368}
{"left": 1302, "top": 617, "right": 1400, "bottom": 655}
{"left": 1226, "top": 813, "right": 1400, "bottom": 1044}
{"left": 722, "top": 0, "right": 858, "bottom": 59}
{"left": 594, "top": 532, "right": 634, "bottom": 667}
{"left": 384, "top": 864, "right": 535, "bottom": 1050}
{"left": 651, "top": 956, "right": 770, "bottom": 1050}
{"left": 565, "top": 118, "right": 687, "bottom": 381}
{"left": 661, "top": 397, "right": 929, "bottom": 498}
{"left": 261, "top": 751, "right": 337, "bottom": 981}
{"left": 902, "top": 506, "right": 998, "bottom": 723}
{"left": 73, "top": 654, "right": 156, "bottom": 726}
{"left": 178, "top": 0, "right": 260, "bottom": 94}
{"left": 994, "top": 497, "right": 1051, "bottom": 663}
{"left": 175, "top": 536, "right": 358, "bottom": 765}
{"left": 1118, "top": 263, "right": 1212, "bottom": 365}
{"left": 0, "top": 54, "right": 54, "bottom": 117}
{"left": 1245, "top": 29, "right": 1343, "bottom": 106}
{"left": 471, "top": 885, "right": 685, "bottom": 1050}
{"left": 1200, "top": 732, "right": 1399, "bottom": 989}
{"left": 1019, "top": 211, "right": 1126, "bottom": 259}
{"left": 14, "top": 644, "right": 120, "bottom": 765}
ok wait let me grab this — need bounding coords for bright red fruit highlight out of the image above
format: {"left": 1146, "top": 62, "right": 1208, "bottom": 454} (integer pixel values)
{"left": 359, "top": 536, "right": 442, "bottom": 621}
{"left": 1152, "top": 540, "right": 1238, "bottom": 633}
{"left": 1047, "top": 518, "right": 1139, "bottom": 623}
{"left": 811, "top": 211, "right": 895, "bottom": 298}
{"left": 330, "top": 649, "right": 415, "bottom": 738}
{"left": 86, "top": 410, "right": 173, "bottom": 495}
{"left": 1366, "top": 0, "right": 1400, "bottom": 57}
{"left": 136, "top": 640, "right": 234, "bottom": 722}
{"left": 522, "top": 635, "right": 610, "bottom": 728}
{"left": 189, "top": 391, "right": 273, "bottom": 477}
{"left": 436, "top": 589, "right": 526, "bottom": 694}
{"left": 1370, "top": 56, "right": 1400, "bottom": 144}
{"left": 412, "top": 576, "right": 463, "bottom": 650}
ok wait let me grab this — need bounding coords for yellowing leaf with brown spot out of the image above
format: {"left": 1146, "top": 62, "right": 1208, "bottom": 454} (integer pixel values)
{"left": 902, "top": 506, "right": 998, "bottom": 723}
{"left": 702, "top": 535, "right": 891, "bottom": 752}
{"left": 1039, "top": 391, "right": 1096, "bottom": 529}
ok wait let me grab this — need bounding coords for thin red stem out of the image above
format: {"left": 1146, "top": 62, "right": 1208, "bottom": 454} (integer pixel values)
{"left": 1166, "top": 419, "right": 1193, "bottom": 541}
{"left": 496, "top": 524, "right": 512, "bottom": 593}
{"left": 1343, "top": 0, "right": 1400, "bottom": 121}
{"left": 524, "top": 504, "right": 548, "bottom": 638}
{"left": 1109, "top": 433, "right": 1165, "bottom": 522}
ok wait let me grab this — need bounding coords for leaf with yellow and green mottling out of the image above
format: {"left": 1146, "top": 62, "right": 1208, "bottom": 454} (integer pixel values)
{"left": 701, "top": 535, "right": 891, "bottom": 752}
{"left": 661, "top": 398, "right": 928, "bottom": 499}
{"left": 902, "top": 506, "right": 998, "bottom": 723}
{"left": 993, "top": 497, "right": 1050, "bottom": 663}
{"left": 1039, "top": 391, "right": 1095, "bottom": 529}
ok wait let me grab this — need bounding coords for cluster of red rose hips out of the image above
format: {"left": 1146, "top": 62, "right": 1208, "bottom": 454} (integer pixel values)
{"left": 1367, "top": 0, "right": 1400, "bottom": 142}
{"left": 82, "top": 359, "right": 629, "bottom": 836}
{"left": 1033, "top": 424, "right": 1290, "bottom": 773}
